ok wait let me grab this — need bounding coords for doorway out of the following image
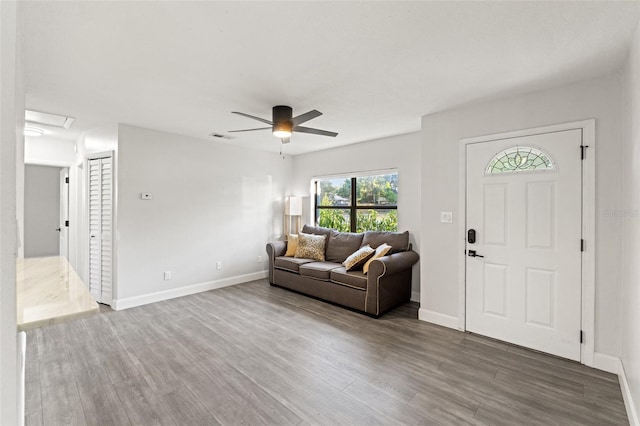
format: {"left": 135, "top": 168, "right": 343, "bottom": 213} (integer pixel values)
{"left": 24, "top": 164, "right": 68, "bottom": 258}
{"left": 459, "top": 120, "right": 596, "bottom": 364}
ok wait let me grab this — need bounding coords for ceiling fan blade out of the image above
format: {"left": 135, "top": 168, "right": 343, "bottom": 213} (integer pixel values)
{"left": 232, "top": 111, "right": 273, "bottom": 125}
{"left": 290, "top": 110, "right": 322, "bottom": 127}
{"left": 228, "top": 127, "right": 271, "bottom": 133}
{"left": 293, "top": 126, "right": 338, "bottom": 137}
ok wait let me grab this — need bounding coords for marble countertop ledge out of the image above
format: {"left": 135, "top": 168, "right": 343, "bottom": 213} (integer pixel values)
{"left": 17, "top": 256, "right": 99, "bottom": 331}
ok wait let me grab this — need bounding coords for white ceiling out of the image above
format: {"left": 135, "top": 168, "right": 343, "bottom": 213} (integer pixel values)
{"left": 21, "top": 1, "right": 640, "bottom": 155}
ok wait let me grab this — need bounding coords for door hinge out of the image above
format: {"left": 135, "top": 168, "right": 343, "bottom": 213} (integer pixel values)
{"left": 65, "top": 220, "right": 69, "bottom": 227}
{"left": 65, "top": 177, "right": 69, "bottom": 184}
{"left": 580, "top": 145, "right": 590, "bottom": 160}
{"left": 581, "top": 239, "right": 585, "bottom": 252}
{"left": 580, "top": 330, "right": 584, "bottom": 344}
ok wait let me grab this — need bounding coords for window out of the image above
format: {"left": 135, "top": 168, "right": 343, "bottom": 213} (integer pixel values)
{"left": 314, "top": 172, "right": 398, "bottom": 232}
{"left": 486, "top": 146, "right": 555, "bottom": 174}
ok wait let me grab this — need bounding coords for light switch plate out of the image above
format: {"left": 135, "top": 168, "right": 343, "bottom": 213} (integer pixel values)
{"left": 440, "top": 211, "right": 453, "bottom": 223}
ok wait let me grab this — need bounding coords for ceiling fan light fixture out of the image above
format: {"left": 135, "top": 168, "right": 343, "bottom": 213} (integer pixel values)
{"left": 273, "top": 121, "right": 292, "bottom": 138}
{"left": 230, "top": 105, "right": 337, "bottom": 142}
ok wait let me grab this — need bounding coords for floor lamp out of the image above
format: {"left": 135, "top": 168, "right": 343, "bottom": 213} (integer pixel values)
{"left": 285, "top": 196, "right": 302, "bottom": 238}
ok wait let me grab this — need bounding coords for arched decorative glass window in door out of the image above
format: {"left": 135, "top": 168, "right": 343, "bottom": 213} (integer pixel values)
{"left": 485, "top": 146, "right": 555, "bottom": 174}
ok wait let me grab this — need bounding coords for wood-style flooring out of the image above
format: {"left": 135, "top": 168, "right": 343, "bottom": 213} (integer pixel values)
{"left": 25, "top": 279, "right": 628, "bottom": 426}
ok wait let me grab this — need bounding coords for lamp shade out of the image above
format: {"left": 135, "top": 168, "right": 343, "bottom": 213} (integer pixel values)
{"left": 285, "top": 196, "right": 302, "bottom": 216}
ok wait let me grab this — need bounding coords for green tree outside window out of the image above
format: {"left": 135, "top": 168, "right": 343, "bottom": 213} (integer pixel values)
{"left": 315, "top": 173, "right": 398, "bottom": 232}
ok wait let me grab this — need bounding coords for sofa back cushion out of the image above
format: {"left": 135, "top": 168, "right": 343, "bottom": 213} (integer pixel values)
{"left": 362, "top": 230, "right": 410, "bottom": 254}
{"left": 302, "top": 225, "right": 362, "bottom": 263}
{"left": 301, "top": 224, "right": 333, "bottom": 240}
{"left": 326, "top": 231, "right": 364, "bottom": 263}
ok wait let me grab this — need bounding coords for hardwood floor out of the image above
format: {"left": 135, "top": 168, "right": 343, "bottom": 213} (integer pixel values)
{"left": 25, "top": 279, "right": 628, "bottom": 426}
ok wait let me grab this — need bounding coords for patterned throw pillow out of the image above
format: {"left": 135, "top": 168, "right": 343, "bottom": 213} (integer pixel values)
{"left": 343, "top": 245, "right": 375, "bottom": 271}
{"left": 295, "top": 232, "right": 326, "bottom": 261}
{"left": 284, "top": 234, "right": 298, "bottom": 257}
{"left": 363, "top": 243, "right": 392, "bottom": 274}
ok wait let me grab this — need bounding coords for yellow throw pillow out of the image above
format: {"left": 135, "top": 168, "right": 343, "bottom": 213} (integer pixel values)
{"left": 343, "top": 245, "right": 375, "bottom": 271}
{"left": 284, "top": 234, "right": 298, "bottom": 257}
{"left": 295, "top": 232, "right": 326, "bottom": 261}
{"left": 363, "top": 243, "right": 392, "bottom": 274}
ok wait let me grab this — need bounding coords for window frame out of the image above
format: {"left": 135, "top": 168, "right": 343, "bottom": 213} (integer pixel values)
{"left": 313, "top": 171, "right": 398, "bottom": 233}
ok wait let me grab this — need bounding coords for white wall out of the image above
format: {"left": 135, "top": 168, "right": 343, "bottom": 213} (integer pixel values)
{"left": 24, "top": 137, "right": 75, "bottom": 166}
{"left": 115, "top": 124, "right": 292, "bottom": 303}
{"left": 0, "top": 1, "right": 21, "bottom": 423}
{"left": 420, "top": 73, "right": 623, "bottom": 358}
{"left": 23, "top": 165, "right": 61, "bottom": 258}
{"left": 620, "top": 18, "right": 640, "bottom": 424}
{"left": 291, "top": 132, "right": 422, "bottom": 297}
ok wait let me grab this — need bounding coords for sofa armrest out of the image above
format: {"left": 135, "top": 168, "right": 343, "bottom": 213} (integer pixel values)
{"left": 266, "top": 240, "right": 287, "bottom": 258}
{"left": 266, "top": 241, "right": 287, "bottom": 284}
{"left": 366, "top": 250, "right": 419, "bottom": 316}
{"left": 368, "top": 250, "right": 419, "bottom": 278}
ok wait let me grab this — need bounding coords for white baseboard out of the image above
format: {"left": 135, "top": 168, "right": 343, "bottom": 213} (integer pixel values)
{"left": 591, "top": 354, "right": 638, "bottom": 426}
{"left": 593, "top": 352, "right": 620, "bottom": 374}
{"left": 619, "top": 359, "right": 640, "bottom": 426}
{"left": 410, "top": 291, "right": 420, "bottom": 303}
{"left": 418, "top": 308, "right": 459, "bottom": 330}
{"left": 112, "top": 270, "right": 268, "bottom": 310}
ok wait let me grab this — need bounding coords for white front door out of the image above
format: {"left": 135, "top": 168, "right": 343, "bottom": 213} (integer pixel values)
{"left": 465, "top": 129, "right": 582, "bottom": 361}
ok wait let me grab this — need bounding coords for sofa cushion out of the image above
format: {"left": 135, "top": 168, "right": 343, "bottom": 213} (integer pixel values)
{"left": 330, "top": 267, "right": 367, "bottom": 290}
{"left": 363, "top": 243, "right": 392, "bottom": 274}
{"left": 274, "top": 256, "right": 314, "bottom": 273}
{"left": 362, "top": 231, "right": 410, "bottom": 254}
{"left": 295, "top": 232, "right": 326, "bottom": 261}
{"left": 342, "top": 245, "right": 374, "bottom": 271}
{"left": 299, "top": 262, "right": 343, "bottom": 281}
{"left": 284, "top": 234, "right": 298, "bottom": 257}
{"left": 326, "top": 231, "right": 365, "bottom": 263}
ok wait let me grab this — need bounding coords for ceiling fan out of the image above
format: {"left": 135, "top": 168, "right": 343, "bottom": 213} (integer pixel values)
{"left": 229, "top": 105, "right": 338, "bottom": 144}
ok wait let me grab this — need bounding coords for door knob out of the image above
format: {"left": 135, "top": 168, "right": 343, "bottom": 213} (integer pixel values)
{"left": 468, "top": 250, "right": 484, "bottom": 258}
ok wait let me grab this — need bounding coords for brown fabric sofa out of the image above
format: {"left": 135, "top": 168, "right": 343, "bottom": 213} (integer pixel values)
{"left": 266, "top": 225, "right": 419, "bottom": 317}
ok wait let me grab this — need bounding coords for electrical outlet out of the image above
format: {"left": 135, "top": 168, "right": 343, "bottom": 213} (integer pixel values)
{"left": 164, "top": 271, "right": 172, "bottom": 280}
{"left": 216, "top": 261, "right": 222, "bottom": 270}
{"left": 257, "top": 255, "right": 262, "bottom": 263}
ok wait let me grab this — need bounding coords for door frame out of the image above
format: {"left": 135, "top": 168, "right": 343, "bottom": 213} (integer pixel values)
{"left": 85, "top": 150, "right": 116, "bottom": 305}
{"left": 457, "top": 119, "right": 596, "bottom": 366}
{"left": 59, "top": 167, "right": 70, "bottom": 260}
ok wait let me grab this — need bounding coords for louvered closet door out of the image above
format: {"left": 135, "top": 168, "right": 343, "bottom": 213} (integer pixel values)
{"left": 88, "top": 157, "right": 113, "bottom": 305}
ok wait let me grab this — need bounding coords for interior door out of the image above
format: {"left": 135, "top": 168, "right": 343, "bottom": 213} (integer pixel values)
{"left": 24, "top": 165, "right": 62, "bottom": 257}
{"left": 59, "top": 168, "right": 69, "bottom": 260}
{"left": 465, "top": 129, "right": 582, "bottom": 361}
{"left": 88, "top": 156, "right": 113, "bottom": 305}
